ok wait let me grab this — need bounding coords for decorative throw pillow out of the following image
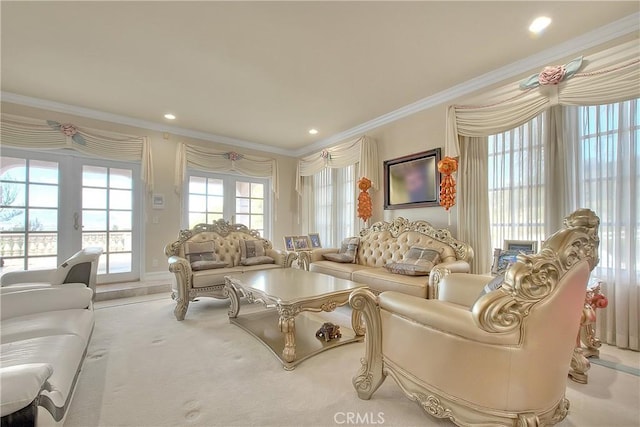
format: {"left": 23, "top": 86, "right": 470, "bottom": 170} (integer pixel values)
{"left": 184, "top": 241, "right": 224, "bottom": 270}
{"left": 384, "top": 262, "right": 430, "bottom": 276}
{"left": 323, "top": 253, "right": 357, "bottom": 263}
{"left": 191, "top": 260, "right": 229, "bottom": 271}
{"left": 240, "top": 256, "right": 275, "bottom": 266}
{"left": 240, "top": 240, "right": 266, "bottom": 262}
{"left": 403, "top": 247, "right": 441, "bottom": 269}
{"left": 490, "top": 249, "right": 520, "bottom": 275}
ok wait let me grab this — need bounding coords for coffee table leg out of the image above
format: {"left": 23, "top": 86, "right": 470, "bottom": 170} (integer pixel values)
{"left": 278, "top": 315, "right": 296, "bottom": 364}
{"left": 224, "top": 279, "right": 240, "bottom": 319}
{"left": 352, "top": 308, "right": 365, "bottom": 336}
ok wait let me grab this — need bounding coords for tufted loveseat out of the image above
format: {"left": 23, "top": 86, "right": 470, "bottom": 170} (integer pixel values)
{"left": 165, "top": 220, "right": 295, "bottom": 320}
{"left": 304, "top": 218, "right": 473, "bottom": 299}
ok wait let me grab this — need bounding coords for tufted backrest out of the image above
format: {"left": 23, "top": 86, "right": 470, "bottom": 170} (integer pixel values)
{"left": 357, "top": 230, "right": 457, "bottom": 268}
{"left": 356, "top": 217, "right": 473, "bottom": 268}
{"left": 164, "top": 220, "right": 272, "bottom": 268}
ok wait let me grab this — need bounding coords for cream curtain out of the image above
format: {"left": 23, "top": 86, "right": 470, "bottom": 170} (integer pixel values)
{"left": 458, "top": 136, "right": 491, "bottom": 274}
{"left": 446, "top": 39, "right": 640, "bottom": 157}
{"left": 296, "top": 135, "right": 379, "bottom": 194}
{"left": 564, "top": 100, "right": 639, "bottom": 351}
{"left": 174, "top": 143, "right": 279, "bottom": 198}
{"left": 1, "top": 114, "right": 154, "bottom": 192}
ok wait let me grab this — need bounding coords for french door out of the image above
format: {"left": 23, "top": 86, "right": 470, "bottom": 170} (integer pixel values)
{"left": 0, "top": 148, "right": 141, "bottom": 283}
{"left": 185, "top": 171, "right": 270, "bottom": 239}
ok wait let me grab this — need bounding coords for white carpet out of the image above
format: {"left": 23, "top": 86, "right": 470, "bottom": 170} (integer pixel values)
{"left": 64, "top": 296, "right": 640, "bottom": 427}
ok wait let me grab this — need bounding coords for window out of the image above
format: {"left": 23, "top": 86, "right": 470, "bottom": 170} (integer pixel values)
{"left": 487, "top": 115, "right": 546, "bottom": 250}
{"left": 185, "top": 172, "right": 270, "bottom": 238}
{"left": 1, "top": 157, "right": 59, "bottom": 271}
{"left": 0, "top": 148, "right": 141, "bottom": 282}
{"left": 572, "top": 99, "right": 639, "bottom": 275}
{"left": 311, "top": 165, "right": 357, "bottom": 248}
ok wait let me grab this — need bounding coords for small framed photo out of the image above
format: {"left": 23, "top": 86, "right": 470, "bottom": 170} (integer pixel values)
{"left": 308, "top": 233, "right": 322, "bottom": 248}
{"left": 152, "top": 193, "right": 165, "bottom": 210}
{"left": 504, "top": 240, "right": 537, "bottom": 253}
{"left": 293, "top": 235, "right": 311, "bottom": 251}
{"left": 283, "top": 236, "right": 295, "bottom": 251}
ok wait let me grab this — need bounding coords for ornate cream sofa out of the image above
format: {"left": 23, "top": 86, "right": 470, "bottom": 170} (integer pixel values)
{"left": 165, "top": 220, "right": 295, "bottom": 320}
{"left": 304, "top": 218, "right": 473, "bottom": 299}
{"left": 349, "top": 208, "right": 600, "bottom": 426}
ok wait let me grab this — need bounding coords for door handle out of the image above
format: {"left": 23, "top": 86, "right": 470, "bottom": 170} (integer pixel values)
{"left": 74, "top": 212, "right": 80, "bottom": 230}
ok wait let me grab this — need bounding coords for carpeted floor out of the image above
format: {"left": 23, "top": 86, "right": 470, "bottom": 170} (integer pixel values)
{"left": 64, "top": 295, "right": 640, "bottom": 427}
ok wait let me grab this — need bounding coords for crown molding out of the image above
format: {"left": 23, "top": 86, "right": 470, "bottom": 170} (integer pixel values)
{"left": 2, "top": 12, "right": 638, "bottom": 159}
{"left": 0, "top": 92, "right": 294, "bottom": 157}
{"left": 294, "top": 11, "right": 640, "bottom": 157}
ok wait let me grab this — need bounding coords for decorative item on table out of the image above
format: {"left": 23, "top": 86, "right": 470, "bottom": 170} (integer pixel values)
{"left": 292, "top": 235, "right": 311, "bottom": 251}
{"left": 357, "top": 177, "right": 372, "bottom": 224}
{"left": 283, "top": 236, "right": 295, "bottom": 251}
{"left": 315, "top": 322, "right": 342, "bottom": 342}
{"left": 308, "top": 233, "right": 322, "bottom": 248}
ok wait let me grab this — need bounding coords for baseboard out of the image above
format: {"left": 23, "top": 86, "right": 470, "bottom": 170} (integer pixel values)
{"left": 141, "top": 271, "right": 173, "bottom": 282}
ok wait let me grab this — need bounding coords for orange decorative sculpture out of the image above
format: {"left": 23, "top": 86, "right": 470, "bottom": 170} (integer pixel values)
{"left": 357, "top": 177, "right": 372, "bottom": 222}
{"left": 437, "top": 156, "right": 458, "bottom": 211}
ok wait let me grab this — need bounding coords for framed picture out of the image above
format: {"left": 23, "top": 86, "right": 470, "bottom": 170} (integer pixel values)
{"left": 283, "top": 236, "right": 295, "bottom": 251}
{"left": 308, "top": 233, "right": 322, "bottom": 248}
{"left": 384, "top": 148, "right": 441, "bottom": 210}
{"left": 504, "top": 240, "right": 538, "bottom": 253}
{"left": 293, "top": 235, "right": 311, "bottom": 251}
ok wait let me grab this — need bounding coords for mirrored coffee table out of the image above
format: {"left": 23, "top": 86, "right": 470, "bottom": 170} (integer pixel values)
{"left": 224, "top": 269, "right": 366, "bottom": 370}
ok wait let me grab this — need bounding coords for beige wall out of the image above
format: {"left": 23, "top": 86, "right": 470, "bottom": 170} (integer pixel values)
{"left": 366, "top": 105, "right": 457, "bottom": 234}
{"left": 1, "top": 102, "right": 300, "bottom": 278}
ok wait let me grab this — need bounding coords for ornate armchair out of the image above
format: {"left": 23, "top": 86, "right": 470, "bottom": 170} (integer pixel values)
{"left": 349, "top": 209, "right": 600, "bottom": 426}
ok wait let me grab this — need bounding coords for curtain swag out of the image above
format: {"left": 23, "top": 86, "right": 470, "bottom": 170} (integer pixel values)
{"left": 296, "top": 135, "right": 380, "bottom": 195}
{"left": 1, "top": 114, "right": 154, "bottom": 192}
{"left": 445, "top": 39, "right": 640, "bottom": 157}
{"left": 174, "top": 143, "right": 279, "bottom": 198}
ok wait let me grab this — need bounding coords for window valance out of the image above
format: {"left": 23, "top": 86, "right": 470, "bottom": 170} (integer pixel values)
{"left": 1, "top": 114, "right": 154, "bottom": 191}
{"left": 446, "top": 38, "right": 640, "bottom": 157}
{"left": 174, "top": 143, "right": 279, "bottom": 197}
{"left": 296, "top": 135, "right": 379, "bottom": 194}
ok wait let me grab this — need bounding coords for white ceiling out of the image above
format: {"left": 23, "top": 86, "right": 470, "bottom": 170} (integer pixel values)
{"left": 2, "top": 2, "right": 639, "bottom": 155}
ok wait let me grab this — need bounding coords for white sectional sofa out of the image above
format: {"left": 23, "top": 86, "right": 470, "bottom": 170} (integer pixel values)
{"left": 0, "top": 286, "right": 94, "bottom": 426}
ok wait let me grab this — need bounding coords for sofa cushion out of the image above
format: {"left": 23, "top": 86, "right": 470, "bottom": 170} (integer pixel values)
{"left": 385, "top": 247, "right": 442, "bottom": 276}
{"left": 1, "top": 309, "right": 94, "bottom": 344}
{"left": 352, "top": 268, "right": 429, "bottom": 298}
{"left": 309, "top": 261, "right": 368, "bottom": 280}
{"left": 475, "top": 274, "right": 506, "bottom": 303}
{"left": 240, "top": 263, "right": 282, "bottom": 273}
{"left": 1, "top": 334, "right": 86, "bottom": 409}
{"left": 192, "top": 267, "right": 244, "bottom": 288}
{"left": 0, "top": 363, "right": 54, "bottom": 417}
{"left": 191, "top": 260, "right": 229, "bottom": 271}
{"left": 240, "top": 255, "right": 275, "bottom": 266}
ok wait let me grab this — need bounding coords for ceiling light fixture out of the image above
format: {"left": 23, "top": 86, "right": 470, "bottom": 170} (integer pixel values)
{"left": 529, "top": 16, "right": 551, "bottom": 34}
{"left": 164, "top": 113, "right": 176, "bottom": 120}
{"left": 308, "top": 129, "right": 319, "bottom": 135}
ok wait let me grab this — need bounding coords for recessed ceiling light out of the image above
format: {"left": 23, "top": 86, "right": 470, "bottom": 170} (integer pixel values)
{"left": 164, "top": 113, "right": 176, "bottom": 120}
{"left": 529, "top": 16, "right": 551, "bottom": 34}
{"left": 309, "top": 129, "right": 319, "bottom": 135}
